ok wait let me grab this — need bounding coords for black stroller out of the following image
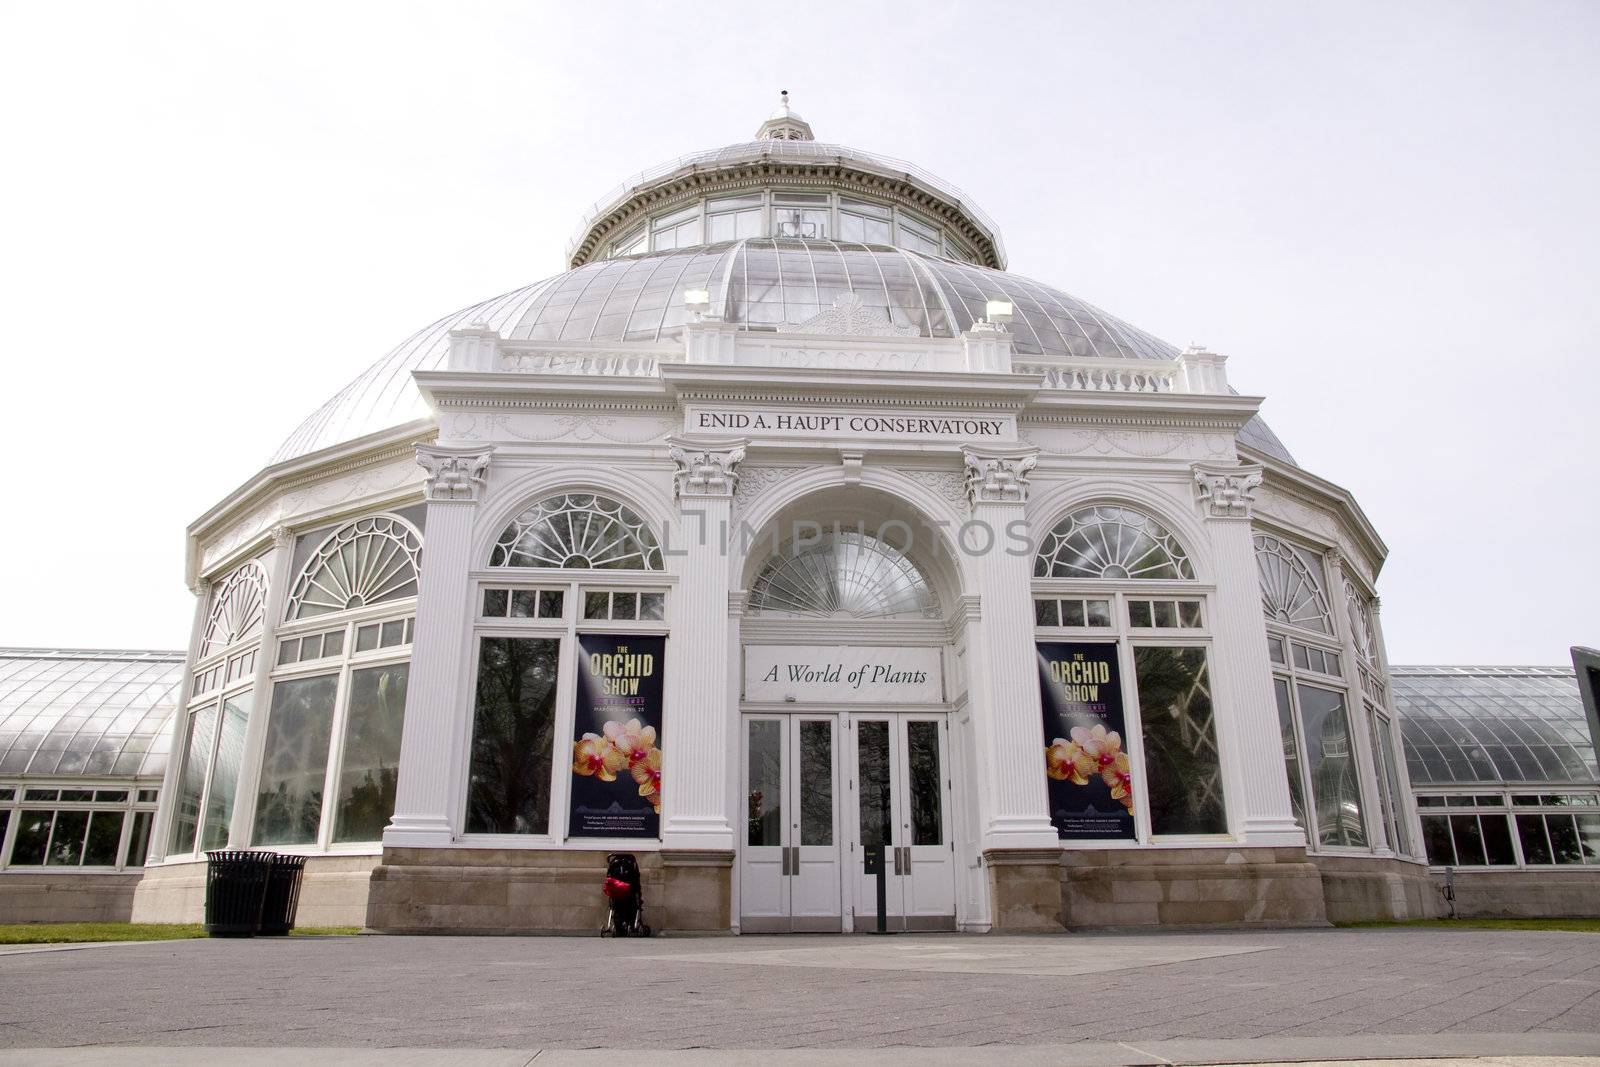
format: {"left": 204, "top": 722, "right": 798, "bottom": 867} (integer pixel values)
{"left": 600, "top": 852, "right": 650, "bottom": 937}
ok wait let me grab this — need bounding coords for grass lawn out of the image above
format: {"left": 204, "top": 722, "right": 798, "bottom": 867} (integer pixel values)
{"left": 0, "top": 923, "right": 360, "bottom": 944}
{"left": 1338, "top": 917, "right": 1600, "bottom": 933}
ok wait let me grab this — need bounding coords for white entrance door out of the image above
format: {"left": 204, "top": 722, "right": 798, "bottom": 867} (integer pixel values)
{"left": 740, "top": 715, "right": 842, "bottom": 932}
{"left": 846, "top": 714, "right": 957, "bottom": 932}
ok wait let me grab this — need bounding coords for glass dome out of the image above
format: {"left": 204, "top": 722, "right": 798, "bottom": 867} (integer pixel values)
{"left": 273, "top": 239, "right": 1295, "bottom": 466}
{"left": 0, "top": 649, "right": 185, "bottom": 778}
{"left": 1393, "top": 666, "right": 1599, "bottom": 785}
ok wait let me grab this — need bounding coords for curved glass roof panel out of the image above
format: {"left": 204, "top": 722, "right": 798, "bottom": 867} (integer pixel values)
{"left": 271, "top": 241, "right": 1295, "bottom": 467}
{"left": 1392, "top": 666, "right": 1599, "bottom": 786}
{"left": 0, "top": 649, "right": 185, "bottom": 779}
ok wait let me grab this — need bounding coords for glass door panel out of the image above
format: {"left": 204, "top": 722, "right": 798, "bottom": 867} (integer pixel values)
{"left": 740, "top": 718, "right": 789, "bottom": 929}
{"left": 790, "top": 717, "right": 841, "bottom": 929}
{"left": 739, "top": 715, "right": 843, "bottom": 932}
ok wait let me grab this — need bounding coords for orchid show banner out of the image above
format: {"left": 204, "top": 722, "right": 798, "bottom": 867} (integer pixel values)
{"left": 569, "top": 634, "right": 665, "bottom": 839}
{"left": 1037, "top": 641, "right": 1135, "bottom": 840}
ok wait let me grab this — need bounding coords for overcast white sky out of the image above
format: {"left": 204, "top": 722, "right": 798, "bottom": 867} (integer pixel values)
{"left": 1, "top": 1, "right": 1594, "bottom": 663}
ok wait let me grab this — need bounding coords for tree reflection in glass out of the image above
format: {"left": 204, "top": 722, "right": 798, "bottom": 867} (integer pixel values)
{"left": 253, "top": 675, "right": 338, "bottom": 845}
{"left": 334, "top": 664, "right": 409, "bottom": 842}
{"left": 465, "top": 638, "right": 558, "bottom": 834}
{"left": 1135, "top": 647, "right": 1227, "bottom": 835}
{"left": 799, "top": 720, "right": 832, "bottom": 846}
{"left": 1297, "top": 684, "right": 1368, "bottom": 848}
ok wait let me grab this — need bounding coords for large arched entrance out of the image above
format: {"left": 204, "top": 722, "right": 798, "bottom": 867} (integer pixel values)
{"left": 734, "top": 485, "right": 969, "bottom": 932}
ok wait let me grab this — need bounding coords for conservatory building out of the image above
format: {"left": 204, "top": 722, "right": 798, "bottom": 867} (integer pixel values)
{"left": 132, "top": 100, "right": 1439, "bottom": 931}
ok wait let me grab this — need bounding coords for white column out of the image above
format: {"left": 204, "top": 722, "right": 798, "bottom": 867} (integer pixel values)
{"left": 384, "top": 444, "right": 493, "bottom": 848}
{"left": 961, "top": 446, "right": 1058, "bottom": 851}
{"left": 660, "top": 435, "right": 745, "bottom": 851}
{"left": 1192, "top": 462, "right": 1304, "bottom": 846}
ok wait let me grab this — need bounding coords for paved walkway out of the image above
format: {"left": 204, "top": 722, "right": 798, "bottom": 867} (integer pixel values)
{"left": 0, "top": 929, "right": 1597, "bottom": 1059}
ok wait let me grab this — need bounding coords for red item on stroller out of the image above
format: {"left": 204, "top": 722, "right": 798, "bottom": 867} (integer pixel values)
{"left": 600, "top": 852, "right": 650, "bottom": 937}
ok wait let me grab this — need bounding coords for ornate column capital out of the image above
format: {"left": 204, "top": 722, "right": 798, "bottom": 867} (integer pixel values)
{"left": 416, "top": 443, "right": 494, "bottom": 503}
{"left": 1192, "top": 461, "right": 1263, "bottom": 520}
{"left": 667, "top": 435, "right": 747, "bottom": 498}
{"left": 189, "top": 578, "right": 211, "bottom": 600}
{"left": 269, "top": 524, "right": 293, "bottom": 551}
{"left": 1369, "top": 596, "right": 1382, "bottom": 616}
{"left": 962, "top": 445, "right": 1037, "bottom": 508}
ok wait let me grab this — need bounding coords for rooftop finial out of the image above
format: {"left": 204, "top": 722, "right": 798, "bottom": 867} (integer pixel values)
{"left": 756, "top": 90, "right": 814, "bottom": 142}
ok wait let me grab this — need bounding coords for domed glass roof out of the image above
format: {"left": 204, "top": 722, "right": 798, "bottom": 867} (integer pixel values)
{"left": 0, "top": 649, "right": 184, "bottom": 779}
{"left": 273, "top": 239, "right": 1294, "bottom": 465}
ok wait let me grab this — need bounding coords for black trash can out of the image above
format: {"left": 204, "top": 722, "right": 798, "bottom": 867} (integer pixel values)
{"left": 258, "top": 853, "right": 308, "bottom": 936}
{"left": 204, "top": 850, "right": 272, "bottom": 937}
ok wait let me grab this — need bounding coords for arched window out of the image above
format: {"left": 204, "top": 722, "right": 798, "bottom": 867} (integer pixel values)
{"left": 286, "top": 515, "right": 423, "bottom": 620}
{"left": 1254, "top": 534, "right": 1332, "bottom": 634}
{"left": 490, "top": 493, "right": 662, "bottom": 570}
{"left": 1034, "top": 505, "right": 1194, "bottom": 580}
{"left": 1343, "top": 578, "right": 1378, "bottom": 665}
{"left": 199, "top": 561, "right": 268, "bottom": 659}
{"left": 749, "top": 532, "right": 938, "bottom": 619}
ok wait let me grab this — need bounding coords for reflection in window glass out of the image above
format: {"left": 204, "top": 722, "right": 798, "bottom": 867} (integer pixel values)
{"left": 11, "top": 811, "right": 52, "bottom": 865}
{"left": 333, "top": 664, "right": 409, "bottom": 842}
{"left": 1372, "top": 713, "right": 1411, "bottom": 855}
{"left": 907, "top": 721, "right": 943, "bottom": 846}
{"left": 47, "top": 810, "right": 88, "bottom": 865}
{"left": 1420, "top": 814, "right": 1454, "bottom": 865}
{"left": 202, "top": 692, "right": 251, "bottom": 850}
{"left": 1516, "top": 813, "right": 1552, "bottom": 864}
{"left": 169, "top": 703, "right": 218, "bottom": 854}
{"left": 83, "top": 811, "right": 124, "bottom": 866}
{"left": 1273, "top": 679, "right": 1307, "bottom": 831}
{"left": 465, "top": 638, "right": 559, "bottom": 835}
{"left": 1548, "top": 814, "right": 1585, "bottom": 864}
{"left": 126, "top": 810, "right": 154, "bottom": 868}
{"left": 253, "top": 674, "right": 338, "bottom": 845}
{"left": 857, "top": 720, "right": 892, "bottom": 848}
{"left": 1449, "top": 814, "right": 1485, "bottom": 865}
{"left": 747, "top": 720, "right": 782, "bottom": 847}
{"left": 1297, "top": 684, "right": 1368, "bottom": 848}
{"left": 1481, "top": 813, "right": 1517, "bottom": 865}
{"left": 798, "top": 720, "right": 832, "bottom": 846}
{"left": 1135, "top": 647, "right": 1226, "bottom": 835}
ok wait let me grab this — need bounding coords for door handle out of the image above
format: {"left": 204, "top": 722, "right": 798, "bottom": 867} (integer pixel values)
{"left": 783, "top": 845, "right": 799, "bottom": 876}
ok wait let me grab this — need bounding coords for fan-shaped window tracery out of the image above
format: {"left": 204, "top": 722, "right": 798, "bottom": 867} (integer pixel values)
{"left": 1033, "top": 505, "right": 1194, "bottom": 581}
{"left": 286, "top": 516, "right": 423, "bottom": 620}
{"left": 490, "top": 493, "right": 662, "bottom": 571}
{"left": 749, "top": 532, "right": 939, "bottom": 619}
{"left": 199, "top": 562, "right": 268, "bottom": 659}
{"left": 1344, "top": 578, "right": 1379, "bottom": 664}
{"left": 1254, "top": 535, "right": 1333, "bottom": 634}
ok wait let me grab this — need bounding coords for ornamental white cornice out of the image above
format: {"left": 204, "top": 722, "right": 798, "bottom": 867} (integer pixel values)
{"left": 676, "top": 390, "right": 1024, "bottom": 413}
{"left": 416, "top": 444, "right": 494, "bottom": 503}
{"left": 962, "top": 445, "right": 1038, "bottom": 507}
{"left": 1192, "top": 462, "right": 1263, "bottom": 520}
{"left": 667, "top": 435, "right": 747, "bottom": 499}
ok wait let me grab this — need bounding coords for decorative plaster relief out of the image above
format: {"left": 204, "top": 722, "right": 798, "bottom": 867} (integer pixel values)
{"left": 445, "top": 412, "right": 678, "bottom": 445}
{"left": 897, "top": 468, "right": 969, "bottom": 512}
{"left": 732, "top": 465, "right": 808, "bottom": 515}
{"left": 962, "top": 447, "right": 1038, "bottom": 507}
{"left": 1019, "top": 426, "right": 1235, "bottom": 461}
{"left": 1192, "top": 462, "right": 1264, "bottom": 520}
{"left": 795, "top": 292, "right": 920, "bottom": 338}
{"left": 1253, "top": 484, "right": 1341, "bottom": 545}
{"left": 416, "top": 445, "right": 493, "bottom": 502}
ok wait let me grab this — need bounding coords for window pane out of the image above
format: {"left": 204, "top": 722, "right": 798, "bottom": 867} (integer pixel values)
{"left": 11, "top": 811, "right": 52, "bottom": 865}
{"left": 1297, "top": 684, "right": 1368, "bottom": 848}
{"left": 1517, "top": 813, "right": 1552, "bottom": 864}
{"left": 857, "top": 720, "right": 893, "bottom": 848}
{"left": 1179, "top": 601, "right": 1203, "bottom": 628}
{"left": 126, "top": 810, "right": 154, "bottom": 868}
{"left": 201, "top": 691, "right": 252, "bottom": 850}
{"left": 540, "top": 590, "right": 566, "bottom": 618}
{"left": 1267, "top": 636, "right": 1286, "bottom": 665}
{"left": 333, "top": 664, "right": 409, "bottom": 843}
{"left": 137, "top": 789, "right": 158, "bottom": 804}
{"left": 253, "top": 674, "right": 338, "bottom": 846}
{"left": 1033, "top": 599, "right": 1059, "bottom": 627}
{"left": 584, "top": 592, "right": 609, "bottom": 620}
{"left": 169, "top": 703, "right": 218, "bottom": 854}
{"left": 1292, "top": 643, "right": 1310, "bottom": 670}
{"left": 1450, "top": 814, "right": 1486, "bottom": 865}
{"left": 279, "top": 638, "right": 299, "bottom": 665}
{"left": 1062, "top": 600, "right": 1085, "bottom": 627}
{"left": 47, "top": 810, "right": 88, "bottom": 865}
{"left": 510, "top": 589, "right": 538, "bottom": 618}
{"left": 612, "top": 592, "right": 638, "bottom": 620}
{"left": 907, "top": 721, "right": 943, "bottom": 846}
{"left": 798, "top": 720, "right": 832, "bottom": 847}
{"left": 1548, "top": 814, "right": 1584, "bottom": 864}
{"left": 465, "top": 637, "right": 559, "bottom": 835}
{"left": 323, "top": 630, "right": 345, "bottom": 657}
{"left": 59, "top": 789, "right": 93, "bottom": 802}
{"left": 1128, "top": 601, "right": 1153, "bottom": 628}
{"left": 1420, "top": 814, "right": 1454, "bottom": 865}
{"left": 1273, "top": 678, "right": 1307, "bottom": 831}
{"left": 1086, "top": 600, "right": 1111, "bottom": 627}
{"left": 83, "top": 811, "right": 124, "bottom": 866}
{"left": 483, "top": 589, "right": 509, "bottom": 617}
{"left": 747, "top": 719, "right": 783, "bottom": 847}
{"left": 1135, "top": 647, "right": 1226, "bottom": 835}
{"left": 1373, "top": 716, "right": 1411, "bottom": 855}
{"left": 1577, "top": 815, "right": 1600, "bottom": 863}
{"left": 355, "top": 624, "right": 379, "bottom": 652}
{"left": 1152, "top": 601, "right": 1179, "bottom": 629}
{"left": 1325, "top": 650, "right": 1342, "bottom": 675}
{"left": 1481, "top": 813, "right": 1516, "bottom": 865}
{"left": 380, "top": 620, "right": 405, "bottom": 647}
{"left": 94, "top": 790, "right": 128, "bottom": 803}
